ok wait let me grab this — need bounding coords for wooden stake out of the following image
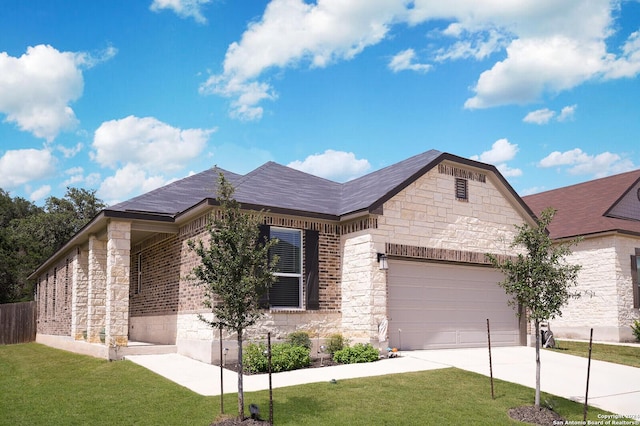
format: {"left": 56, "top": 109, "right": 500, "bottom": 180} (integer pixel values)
{"left": 219, "top": 326, "right": 224, "bottom": 415}
{"left": 268, "top": 332, "right": 273, "bottom": 425}
{"left": 583, "top": 328, "right": 593, "bottom": 422}
{"left": 487, "top": 318, "right": 495, "bottom": 399}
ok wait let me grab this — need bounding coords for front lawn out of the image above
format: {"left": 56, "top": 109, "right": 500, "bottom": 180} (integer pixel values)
{"left": 0, "top": 343, "right": 615, "bottom": 425}
{"left": 547, "top": 339, "right": 640, "bottom": 368}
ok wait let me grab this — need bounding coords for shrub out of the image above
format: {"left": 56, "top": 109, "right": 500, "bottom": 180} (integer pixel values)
{"left": 333, "top": 343, "right": 380, "bottom": 364}
{"left": 244, "top": 342, "right": 268, "bottom": 373}
{"left": 326, "top": 333, "right": 347, "bottom": 355}
{"left": 243, "top": 342, "right": 311, "bottom": 373}
{"left": 286, "top": 331, "right": 312, "bottom": 350}
{"left": 632, "top": 319, "right": 640, "bottom": 342}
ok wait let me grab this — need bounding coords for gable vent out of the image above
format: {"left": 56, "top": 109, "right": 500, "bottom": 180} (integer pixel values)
{"left": 455, "top": 178, "right": 468, "bottom": 201}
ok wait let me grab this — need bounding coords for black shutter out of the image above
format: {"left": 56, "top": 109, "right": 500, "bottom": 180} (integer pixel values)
{"left": 258, "top": 224, "right": 270, "bottom": 309}
{"left": 305, "top": 229, "right": 320, "bottom": 310}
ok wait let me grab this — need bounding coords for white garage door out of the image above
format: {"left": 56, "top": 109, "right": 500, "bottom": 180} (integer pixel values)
{"left": 387, "top": 260, "right": 521, "bottom": 350}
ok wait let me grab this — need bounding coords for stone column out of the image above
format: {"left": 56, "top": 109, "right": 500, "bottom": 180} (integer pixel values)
{"left": 71, "top": 246, "right": 89, "bottom": 340}
{"left": 106, "top": 220, "right": 131, "bottom": 347}
{"left": 87, "top": 235, "right": 107, "bottom": 343}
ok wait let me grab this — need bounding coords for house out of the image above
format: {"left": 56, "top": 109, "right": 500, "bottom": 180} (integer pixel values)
{"left": 523, "top": 170, "right": 640, "bottom": 343}
{"left": 30, "top": 150, "right": 538, "bottom": 362}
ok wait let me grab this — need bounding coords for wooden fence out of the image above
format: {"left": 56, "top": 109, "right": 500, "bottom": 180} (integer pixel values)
{"left": 0, "top": 301, "right": 37, "bottom": 345}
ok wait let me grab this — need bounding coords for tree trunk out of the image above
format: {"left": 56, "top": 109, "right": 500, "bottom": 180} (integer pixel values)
{"left": 534, "top": 319, "right": 541, "bottom": 408}
{"left": 237, "top": 329, "right": 244, "bottom": 419}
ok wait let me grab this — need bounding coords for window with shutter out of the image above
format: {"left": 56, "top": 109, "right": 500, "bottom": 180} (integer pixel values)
{"left": 269, "top": 228, "right": 302, "bottom": 308}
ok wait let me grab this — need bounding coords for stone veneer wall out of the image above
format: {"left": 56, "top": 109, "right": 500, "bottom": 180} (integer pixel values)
{"left": 338, "top": 163, "right": 528, "bottom": 344}
{"left": 550, "top": 235, "right": 640, "bottom": 342}
{"left": 377, "top": 164, "right": 524, "bottom": 254}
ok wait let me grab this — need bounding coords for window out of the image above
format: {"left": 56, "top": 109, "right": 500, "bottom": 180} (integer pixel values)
{"left": 258, "top": 225, "right": 319, "bottom": 310}
{"left": 269, "top": 228, "right": 302, "bottom": 308}
{"left": 633, "top": 249, "right": 640, "bottom": 309}
{"left": 455, "top": 178, "right": 468, "bottom": 201}
{"left": 135, "top": 252, "right": 143, "bottom": 294}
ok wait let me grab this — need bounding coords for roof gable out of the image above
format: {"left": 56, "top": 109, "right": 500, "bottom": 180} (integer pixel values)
{"left": 523, "top": 170, "right": 640, "bottom": 239}
{"left": 106, "top": 149, "right": 533, "bottom": 224}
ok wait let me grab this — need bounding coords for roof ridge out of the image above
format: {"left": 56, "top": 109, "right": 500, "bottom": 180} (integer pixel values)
{"left": 524, "top": 169, "right": 640, "bottom": 198}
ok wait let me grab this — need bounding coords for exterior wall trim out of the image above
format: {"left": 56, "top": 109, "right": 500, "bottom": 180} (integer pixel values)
{"left": 386, "top": 242, "right": 515, "bottom": 266}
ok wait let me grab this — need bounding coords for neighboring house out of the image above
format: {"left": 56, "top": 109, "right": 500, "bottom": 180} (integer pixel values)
{"left": 30, "top": 150, "right": 537, "bottom": 362}
{"left": 523, "top": 170, "right": 640, "bottom": 343}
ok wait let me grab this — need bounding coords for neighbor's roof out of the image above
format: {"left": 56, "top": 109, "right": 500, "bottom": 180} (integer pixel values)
{"left": 109, "top": 149, "right": 463, "bottom": 219}
{"left": 523, "top": 170, "right": 640, "bottom": 239}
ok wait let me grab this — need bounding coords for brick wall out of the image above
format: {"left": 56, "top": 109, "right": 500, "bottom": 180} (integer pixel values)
{"left": 37, "top": 254, "right": 73, "bottom": 336}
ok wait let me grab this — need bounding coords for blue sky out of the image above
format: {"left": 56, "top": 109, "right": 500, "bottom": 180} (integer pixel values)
{"left": 1, "top": 0, "right": 639, "bottom": 205}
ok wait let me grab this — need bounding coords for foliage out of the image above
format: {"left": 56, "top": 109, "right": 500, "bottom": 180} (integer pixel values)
{"left": 286, "top": 330, "right": 312, "bottom": 350}
{"left": 0, "top": 187, "right": 105, "bottom": 303}
{"left": 333, "top": 343, "right": 380, "bottom": 364}
{"left": 631, "top": 319, "right": 640, "bottom": 342}
{"left": 1, "top": 343, "right": 616, "bottom": 425}
{"left": 188, "top": 173, "right": 278, "bottom": 419}
{"left": 326, "top": 333, "right": 347, "bottom": 355}
{"left": 244, "top": 342, "right": 311, "bottom": 373}
{"left": 487, "top": 207, "right": 582, "bottom": 407}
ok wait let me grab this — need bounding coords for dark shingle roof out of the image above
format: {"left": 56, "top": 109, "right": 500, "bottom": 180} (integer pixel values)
{"left": 107, "top": 149, "right": 526, "bottom": 222}
{"left": 523, "top": 170, "right": 640, "bottom": 239}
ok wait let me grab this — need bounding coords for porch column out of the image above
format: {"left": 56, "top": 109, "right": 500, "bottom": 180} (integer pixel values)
{"left": 71, "top": 246, "right": 89, "bottom": 340}
{"left": 87, "top": 235, "right": 107, "bottom": 343}
{"left": 105, "top": 220, "right": 131, "bottom": 346}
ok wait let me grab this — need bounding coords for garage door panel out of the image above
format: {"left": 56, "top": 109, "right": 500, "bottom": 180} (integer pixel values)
{"left": 388, "top": 260, "right": 520, "bottom": 350}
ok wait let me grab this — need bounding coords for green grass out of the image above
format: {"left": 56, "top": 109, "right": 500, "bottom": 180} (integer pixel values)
{"left": 0, "top": 343, "right": 615, "bottom": 425}
{"left": 548, "top": 339, "right": 640, "bottom": 368}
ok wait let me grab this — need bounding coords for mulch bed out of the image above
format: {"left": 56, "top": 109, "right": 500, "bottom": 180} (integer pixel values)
{"left": 508, "top": 406, "right": 565, "bottom": 425}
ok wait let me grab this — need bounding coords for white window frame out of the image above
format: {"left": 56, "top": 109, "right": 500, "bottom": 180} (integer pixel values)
{"left": 270, "top": 227, "right": 303, "bottom": 309}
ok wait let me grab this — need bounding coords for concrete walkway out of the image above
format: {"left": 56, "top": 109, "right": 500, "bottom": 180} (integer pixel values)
{"left": 126, "top": 346, "right": 640, "bottom": 418}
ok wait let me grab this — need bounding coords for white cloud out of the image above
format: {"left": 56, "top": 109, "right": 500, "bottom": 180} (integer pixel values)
{"left": 91, "top": 116, "right": 214, "bottom": 203}
{"left": 471, "top": 138, "right": 518, "bottom": 164}
{"left": 523, "top": 108, "right": 555, "bottom": 125}
{"left": 470, "top": 138, "right": 522, "bottom": 177}
{"left": 205, "top": 1, "right": 639, "bottom": 117}
{"left": 200, "top": 0, "right": 405, "bottom": 120}
{"left": 0, "top": 44, "right": 116, "bottom": 141}
{"left": 388, "top": 49, "right": 432, "bottom": 73}
{"left": 557, "top": 104, "right": 577, "bottom": 122}
{"left": 0, "top": 148, "right": 56, "bottom": 188}
{"left": 435, "top": 28, "right": 507, "bottom": 62}
{"left": 288, "top": 149, "right": 371, "bottom": 182}
{"left": 538, "top": 148, "right": 635, "bottom": 178}
{"left": 30, "top": 185, "right": 51, "bottom": 202}
{"left": 524, "top": 105, "right": 577, "bottom": 124}
{"left": 57, "top": 142, "right": 84, "bottom": 158}
{"left": 92, "top": 116, "right": 213, "bottom": 172}
{"left": 150, "top": 0, "right": 212, "bottom": 24}
{"left": 0, "top": 45, "right": 82, "bottom": 141}
{"left": 97, "top": 163, "right": 168, "bottom": 205}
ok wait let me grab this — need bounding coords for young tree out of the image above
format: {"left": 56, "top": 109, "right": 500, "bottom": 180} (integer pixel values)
{"left": 188, "top": 173, "right": 277, "bottom": 420}
{"left": 487, "top": 207, "right": 581, "bottom": 407}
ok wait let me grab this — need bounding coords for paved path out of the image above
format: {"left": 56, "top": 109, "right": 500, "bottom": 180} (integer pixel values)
{"left": 126, "top": 346, "right": 640, "bottom": 418}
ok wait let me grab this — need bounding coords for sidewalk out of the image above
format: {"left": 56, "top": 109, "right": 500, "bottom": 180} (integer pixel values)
{"left": 126, "top": 346, "right": 640, "bottom": 417}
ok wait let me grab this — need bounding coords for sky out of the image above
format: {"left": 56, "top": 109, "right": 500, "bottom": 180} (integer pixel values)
{"left": 1, "top": 0, "right": 640, "bottom": 206}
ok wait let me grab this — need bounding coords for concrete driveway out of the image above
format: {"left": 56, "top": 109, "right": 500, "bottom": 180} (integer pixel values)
{"left": 127, "top": 345, "right": 640, "bottom": 418}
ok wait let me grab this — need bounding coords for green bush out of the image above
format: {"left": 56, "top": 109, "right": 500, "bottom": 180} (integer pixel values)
{"left": 243, "top": 342, "right": 311, "bottom": 373}
{"left": 286, "top": 331, "right": 312, "bottom": 350}
{"left": 244, "top": 342, "right": 268, "bottom": 373}
{"left": 333, "top": 343, "right": 380, "bottom": 364}
{"left": 326, "top": 333, "right": 347, "bottom": 355}
{"left": 632, "top": 319, "right": 640, "bottom": 342}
